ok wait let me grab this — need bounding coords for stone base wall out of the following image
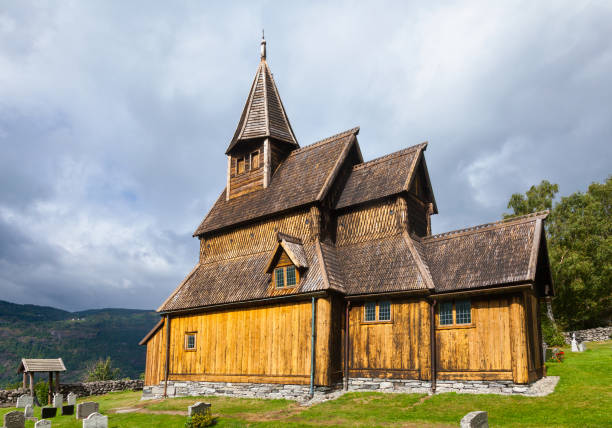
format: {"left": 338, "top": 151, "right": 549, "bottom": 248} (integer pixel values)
{"left": 0, "top": 380, "right": 143, "bottom": 407}
{"left": 563, "top": 326, "right": 612, "bottom": 344}
{"left": 144, "top": 376, "right": 556, "bottom": 401}
{"left": 143, "top": 380, "right": 337, "bottom": 401}
{"left": 347, "top": 378, "right": 533, "bottom": 395}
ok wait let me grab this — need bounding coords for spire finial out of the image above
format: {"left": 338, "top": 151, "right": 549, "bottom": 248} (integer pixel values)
{"left": 260, "top": 30, "right": 266, "bottom": 60}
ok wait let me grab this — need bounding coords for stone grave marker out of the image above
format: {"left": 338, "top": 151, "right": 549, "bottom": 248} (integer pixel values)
{"left": 3, "top": 410, "right": 25, "bottom": 428}
{"left": 578, "top": 342, "right": 586, "bottom": 352}
{"left": 67, "top": 392, "right": 77, "bottom": 405}
{"left": 76, "top": 402, "right": 99, "bottom": 420}
{"left": 24, "top": 404, "right": 34, "bottom": 418}
{"left": 41, "top": 407, "right": 57, "bottom": 419}
{"left": 571, "top": 332, "right": 579, "bottom": 352}
{"left": 52, "top": 393, "right": 63, "bottom": 408}
{"left": 82, "top": 412, "right": 108, "bottom": 428}
{"left": 62, "top": 404, "right": 75, "bottom": 416}
{"left": 188, "top": 402, "right": 212, "bottom": 417}
{"left": 35, "top": 420, "right": 52, "bottom": 428}
{"left": 460, "top": 411, "right": 488, "bottom": 428}
{"left": 16, "top": 395, "right": 33, "bottom": 408}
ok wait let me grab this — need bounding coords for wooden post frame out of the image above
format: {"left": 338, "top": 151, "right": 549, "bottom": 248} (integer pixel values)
{"left": 163, "top": 315, "right": 171, "bottom": 398}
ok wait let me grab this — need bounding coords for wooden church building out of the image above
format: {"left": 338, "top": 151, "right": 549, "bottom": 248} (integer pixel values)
{"left": 141, "top": 38, "right": 553, "bottom": 397}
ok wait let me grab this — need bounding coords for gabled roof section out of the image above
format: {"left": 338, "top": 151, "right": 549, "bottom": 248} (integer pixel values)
{"left": 195, "top": 127, "right": 360, "bottom": 236}
{"left": 226, "top": 57, "right": 298, "bottom": 154}
{"left": 18, "top": 358, "right": 66, "bottom": 373}
{"left": 423, "top": 211, "right": 551, "bottom": 293}
{"left": 265, "top": 233, "right": 309, "bottom": 272}
{"left": 335, "top": 142, "right": 431, "bottom": 210}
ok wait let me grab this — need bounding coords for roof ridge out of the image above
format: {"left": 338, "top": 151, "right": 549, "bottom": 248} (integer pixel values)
{"left": 352, "top": 142, "right": 427, "bottom": 171}
{"left": 290, "top": 127, "right": 360, "bottom": 155}
{"left": 424, "top": 211, "right": 549, "bottom": 242}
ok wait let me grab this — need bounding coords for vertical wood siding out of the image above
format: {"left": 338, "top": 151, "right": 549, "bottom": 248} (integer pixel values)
{"left": 348, "top": 299, "right": 431, "bottom": 379}
{"left": 144, "top": 323, "right": 166, "bottom": 386}
{"left": 156, "top": 301, "right": 325, "bottom": 385}
{"left": 435, "top": 294, "right": 532, "bottom": 383}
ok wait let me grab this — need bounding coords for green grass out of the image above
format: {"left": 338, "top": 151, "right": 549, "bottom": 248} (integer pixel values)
{"left": 2, "top": 341, "right": 611, "bottom": 427}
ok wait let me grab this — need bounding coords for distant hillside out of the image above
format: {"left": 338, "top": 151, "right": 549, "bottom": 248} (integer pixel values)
{"left": 0, "top": 300, "right": 160, "bottom": 386}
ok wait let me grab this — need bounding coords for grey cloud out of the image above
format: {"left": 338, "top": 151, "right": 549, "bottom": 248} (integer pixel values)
{"left": 0, "top": 1, "right": 610, "bottom": 310}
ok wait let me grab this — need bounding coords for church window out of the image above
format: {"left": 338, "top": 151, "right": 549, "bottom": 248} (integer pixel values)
{"left": 439, "top": 302, "right": 453, "bottom": 325}
{"left": 185, "top": 333, "right": 196, "bottom": 350}
{"left": 364, "top": 302, "right": 376, "bottom": 321}
{"left": 237, "top": 157, "right": 245, "bottom": 174}
{"left": 286, "top": 265, "right": 296, "bottom": 286}
{"left": 274, "top": 267, "right": 285, "bottom": 287}
{"left": 379, "top": 301, "right": 391, "bottom": 321}
{"left": 439, "top": 299, "right": 472, "bottom": 326}
{"left": 456, "top": 299, "right": 471, "bottom": 324}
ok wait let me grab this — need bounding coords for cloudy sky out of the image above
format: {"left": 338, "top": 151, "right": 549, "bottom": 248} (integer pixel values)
{"left": 1, "top": 1, "right": 610, "bottom": 311}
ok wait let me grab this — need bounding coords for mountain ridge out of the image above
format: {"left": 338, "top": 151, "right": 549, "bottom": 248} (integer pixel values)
{"left": 0, "top": 300, "right": 159, "bottom": 386}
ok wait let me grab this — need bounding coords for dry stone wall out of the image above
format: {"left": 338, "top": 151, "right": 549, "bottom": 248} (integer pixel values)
{"left": 0, "top": 380, "right": 143, "bottom": 407}
{"left": 563, "top": 326, "right": 612, "bottom": 344}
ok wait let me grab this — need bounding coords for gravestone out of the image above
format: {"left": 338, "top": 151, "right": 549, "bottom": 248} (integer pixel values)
{"left": 16, "top": 394, "right": 33, "bottom": 408}
{"left": 578, "top": 342, "right": 586, "bottom": 352}
{"left": 571, "top": 332, "right": 579, "bottom": 352}
{"left": 41, "top": 407, "right": 57, "bottom": 419}
{"left": 24, "top": 404, "right": 34, "bottom": 418}
{"left": 35, "top": 420, "right": 52, "bottom": 428}
{"left": 188, "top": 402, "right": 212, "bottom": 417}
{"left": 3, "top": 410, "right": 25, "bottom": 428}
{"left": 62, "top": 404, "right": 75, "bottom": 416}
{"left": 460, "top": 411, "right": 488, "bottom": 428}
{"left": 67, "top": 392, "right": 77, "bottom": 405}
{"left": 82, "top": 412, "right": 108, "bottom": 428}
{"left": 52, "top": 393, "right": 63, "bottom": 408}
{"left": 76, "top": 402, "right": 99, "bottom": 420}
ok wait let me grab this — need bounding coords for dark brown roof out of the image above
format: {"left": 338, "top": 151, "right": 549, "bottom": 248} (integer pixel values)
{"left": 336, "top": 234, "right": 430, "bottom": 296}
{"left": 226, "top": 59, "right": 298, "bottom": 154}
{"left": 18, "top": 358, "right": 66, "bottom": 373}
{"left": 194, "top": 127, "right": 359, "bottom": 236}
{"left": 159, "top": 240, "right": 332, "bottom": 312}
{"left": 335, "top": 143, "right": 427, "bottom": 209}
{"left": 423, "top": 212, "right": 548, "bottom": 293}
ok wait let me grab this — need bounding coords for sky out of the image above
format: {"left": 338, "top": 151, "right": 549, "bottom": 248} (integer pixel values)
{"left": 0, "top": 1, "right": 610, "bottom": 311}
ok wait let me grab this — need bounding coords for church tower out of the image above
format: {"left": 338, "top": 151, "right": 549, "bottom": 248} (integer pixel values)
{"left": 225, "top": 37, "right": 299, "bottom": 200}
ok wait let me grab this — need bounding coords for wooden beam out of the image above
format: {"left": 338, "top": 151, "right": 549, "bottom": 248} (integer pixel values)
{"left": 432, "top": 284, "right": 533, "bottom": 300}
{"left": 29, "top": 372, "right": 34, "bottom": 397}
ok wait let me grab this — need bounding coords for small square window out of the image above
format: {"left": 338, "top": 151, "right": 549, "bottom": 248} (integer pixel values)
{"left": 286, "top": 266, "right": 296, "bottom": 286}
{"left": 185, "top": 333, "right": 196, "bottom": 350}
{"left": 379, "top": 301, "right": 391, "bottom": 321}
{"left": 440, "top": 302, "right": 453, "bottom": 325}
{"left": 365, "top": 302, "right": 376, "bottom": 322}
{"left": 275, "top": 267, "right": 285, "bottom": 287}
{"left": 456, "top": 299, "right": 471, "bottom": 324}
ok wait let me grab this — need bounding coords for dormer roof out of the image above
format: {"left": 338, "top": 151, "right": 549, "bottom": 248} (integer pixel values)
{"left": 226, "top": 40, "right": 298, "bottom": 154}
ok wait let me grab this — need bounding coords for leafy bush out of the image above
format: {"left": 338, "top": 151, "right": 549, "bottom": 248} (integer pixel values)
{"left": 35, "top": 381, "right": 49, "bottom": 405}
{"left": 541, "top": 310, "right": 566, "bottom": 347}
{"left": 184, "top": 412, "right": 214, "bottom": 427}
{"left": 3, "top": 380, "right": 21, "bottom": 390}
{"left": 85, "top": 357, "right": 121, "bottom": 381}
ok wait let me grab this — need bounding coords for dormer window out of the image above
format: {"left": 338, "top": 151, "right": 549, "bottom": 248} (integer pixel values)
{"left": 274, "top": 265, "right": 299, "bottom": 288}
{"left": 266, "top": 233, "right": 308, "bottom": 289}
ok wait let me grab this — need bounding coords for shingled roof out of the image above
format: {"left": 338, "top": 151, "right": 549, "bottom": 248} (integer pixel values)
{"left": 18, "top": 358, "right": 66, "bottom": 373}
{"left": 226, "top": 44, "right": 298, "bottom": 154}
{"left": 423, "top": 212, "right": 549, "bottom": 293}
{"left": 335, "top": 143, "right": 433, "bottom": 210}
{"left": 194, "top": 127, "right": 360, "bottom": 236}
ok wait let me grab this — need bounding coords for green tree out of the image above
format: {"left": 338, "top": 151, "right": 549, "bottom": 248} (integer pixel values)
{"left": 504, "top": 180, "right": 559, "bottom": 218}
{"left": 85, "top": 357, "right": 121, "bottom": 381}
{"left": 504, "top": 177, "right": 612, "bottom": 330}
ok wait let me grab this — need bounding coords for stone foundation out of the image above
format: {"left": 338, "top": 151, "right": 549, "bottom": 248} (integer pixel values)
{"left": 142, "top": 381, "right": 337, "bottom": 401}
{"left": 144, "top": 376, "right": 558, "bottom": 402}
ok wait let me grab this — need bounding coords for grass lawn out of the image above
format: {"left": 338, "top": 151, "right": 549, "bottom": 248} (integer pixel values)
{"left": 2, "top": 341, "right": 610, "bottom": 427}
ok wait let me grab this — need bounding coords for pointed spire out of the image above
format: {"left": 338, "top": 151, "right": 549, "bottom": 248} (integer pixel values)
{"left": 226, "top": 37, "right": 299, "bottom": 154}
{"left": 260, "top": 30, "right": 266, "bottom": 60}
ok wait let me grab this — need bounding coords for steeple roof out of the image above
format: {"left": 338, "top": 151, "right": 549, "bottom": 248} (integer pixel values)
{"left": 226, "top": 38, "right": 299, "bottom": 154}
